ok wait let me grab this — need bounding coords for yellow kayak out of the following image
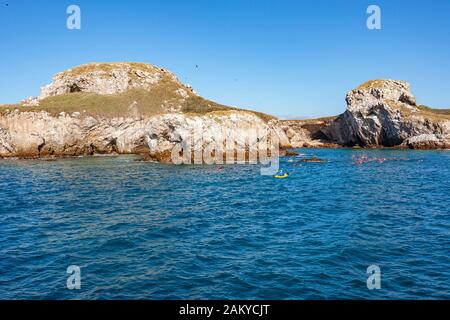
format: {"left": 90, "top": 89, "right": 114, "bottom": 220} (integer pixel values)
{"left": 274, "top": 173, "right": 289, "bottom": 179}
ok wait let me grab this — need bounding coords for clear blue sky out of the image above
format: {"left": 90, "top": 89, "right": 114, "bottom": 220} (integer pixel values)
{"left": 1, "top": 0, "right": 449, "bottom": 118}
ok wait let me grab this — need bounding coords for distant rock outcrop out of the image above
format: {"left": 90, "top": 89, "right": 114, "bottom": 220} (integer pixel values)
{"left": 323, "top": 80, "right": 450, "bottom": 149}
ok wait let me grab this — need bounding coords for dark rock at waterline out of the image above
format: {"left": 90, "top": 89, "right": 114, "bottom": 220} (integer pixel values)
{"left": 285, "top": 150, "right": 299, "bottom": 156}
{"left": 300, "top": 157, "right": 325, "bottom": 163}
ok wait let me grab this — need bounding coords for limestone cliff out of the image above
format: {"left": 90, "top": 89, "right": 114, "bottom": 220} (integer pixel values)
{"left": 276, "top": 118, "right": 338, "bottom": 148}
{"left": 0, "top": 109, "right": 287, "bottom": 160}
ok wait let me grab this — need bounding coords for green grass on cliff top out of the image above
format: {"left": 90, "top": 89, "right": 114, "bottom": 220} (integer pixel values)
{"left": 416, "top": 105, "right": 450, "bottom": 120}
{"left": 357, "top": 79, "right": 393, "bottom": 90}
{"left": 0, "top": 85, "right": 275, "bottom": 122}
{"left": 65, "top": 62, "right": 156, "bottom": 74}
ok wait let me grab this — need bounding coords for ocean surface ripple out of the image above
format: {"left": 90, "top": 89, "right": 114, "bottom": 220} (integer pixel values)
{"left": 0, "top": 149, "right": 449, "bottom": 299}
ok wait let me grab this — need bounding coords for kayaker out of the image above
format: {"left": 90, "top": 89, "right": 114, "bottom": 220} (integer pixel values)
{"left": 274, "top": 169, "right": 289, "bottom": 178}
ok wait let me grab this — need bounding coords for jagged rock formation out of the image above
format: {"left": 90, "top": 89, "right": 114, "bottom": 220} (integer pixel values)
{"left": 0, "top": 127, "right": 13, "bottom": 154}
{"left": 323, "top": 80, "right": 450, "bottom": 149}
{"left": 39, "top": 62, "right": 195, "bottom": 99}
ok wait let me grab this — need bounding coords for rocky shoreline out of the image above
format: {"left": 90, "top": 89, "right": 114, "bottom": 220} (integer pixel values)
{"left": 1, "top": 63, "right": 448, "bottom": 162}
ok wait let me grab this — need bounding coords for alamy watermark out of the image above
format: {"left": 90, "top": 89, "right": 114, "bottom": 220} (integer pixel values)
{"left": 367, "top": 5, "right": 381, "bottom": 30}
{"left": 67, "top": 5, "right": 81, "bottom": 30}
{"left": 65, "top": 5, "right": 381, "bottom": 31}
{"left": 170, "top": 127, "right": 280, "bottom": 175}
{"left": 67, "top": 265, "right": 81, "bottom": 290}
{"left": 366, "top": 265, "right": 381, "bottom": 290}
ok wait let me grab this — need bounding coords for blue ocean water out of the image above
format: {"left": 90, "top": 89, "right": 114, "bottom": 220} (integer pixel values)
{"left": 0, "top": 149, "right": 449, "bottom": 300}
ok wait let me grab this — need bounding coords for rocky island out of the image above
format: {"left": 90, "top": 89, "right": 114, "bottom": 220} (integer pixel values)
{"left": 0, "top": 62, "right": 449, "bottom": 161}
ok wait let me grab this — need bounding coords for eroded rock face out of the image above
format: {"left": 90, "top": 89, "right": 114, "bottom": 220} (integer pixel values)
{"left": 324, "top": 80, "right": 450, "bottom": 148}
{"left": 0, "top": 110, "right": 289, "bottom": 162}
{"left": 0, "top": 127, "right": 13, "bottom": 154}
{"left": 0, "top": 110, "right": 145, "bottom": 157}
{"left": 276, "top": 119, "right": 337, "bottom": 148}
